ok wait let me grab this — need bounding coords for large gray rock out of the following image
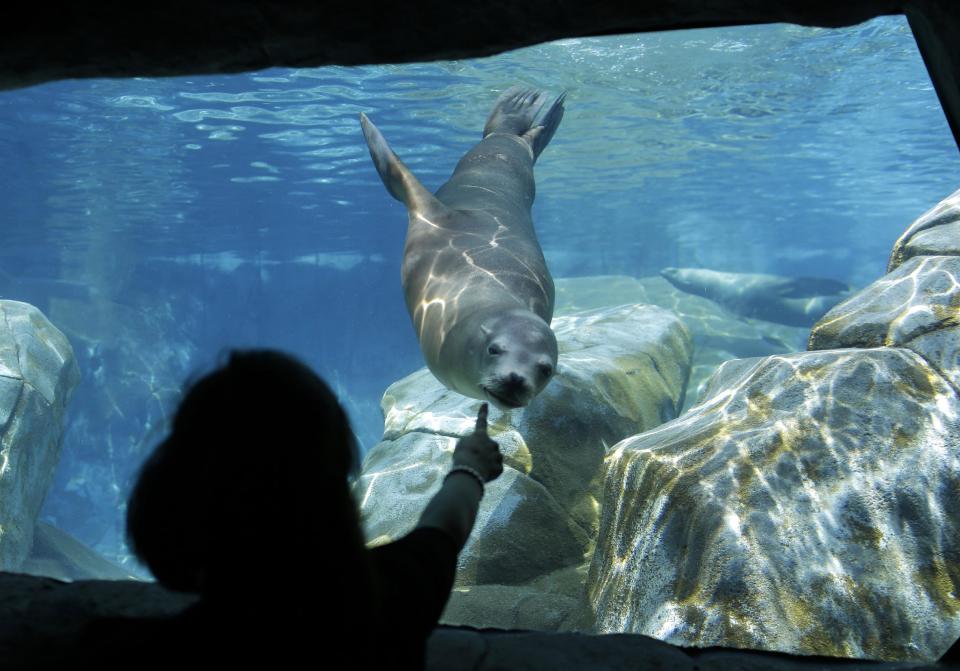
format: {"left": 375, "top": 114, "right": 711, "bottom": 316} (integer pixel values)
{"left": 588, "top": 347, "right": 960, "bottom": 661}
{"left": 904, "top": 326, "right": 960, "bottom": 394}
{"left": 356, "top": 303, "right": 691, "bottom": 630}
{"left": 555, "top": 276, "right": 809, "bottom": 411}
{"left": 808, "top": 255, "right": 960, "bottom": 352}
{"left": 20, "top": 522, "right": 135, "bottom": 582}
{"left": 809, "top": 201, "right": 960, "bottom": 397}
{"left": 44, "top": 293, "right": 197, "bottom": 567}
{"left": 810, "top": 187, "right": 960, "bottom": 398}
{"left": 0, "top": 301, "right": 80, "bottom": 571}
{"left": 888, "top": 188, "right": 960, "bottom": 271}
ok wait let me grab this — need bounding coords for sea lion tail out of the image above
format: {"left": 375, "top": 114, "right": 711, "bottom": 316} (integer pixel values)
{"left": 359, "top": 112, "right": 443, "bottom": 215}
{"left": 482, "top": 86, "right": 566, "bottom": 162}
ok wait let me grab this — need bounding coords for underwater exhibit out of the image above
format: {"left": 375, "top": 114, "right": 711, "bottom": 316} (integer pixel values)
{"left": 1, "top": 10, "right": 960, "bottom": 666}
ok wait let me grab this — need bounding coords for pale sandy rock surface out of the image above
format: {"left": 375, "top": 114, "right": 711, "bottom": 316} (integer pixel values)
{"left": 589, "top": 347, "right": 960, "bottom": 661}
{"left": 356, "top": 303, "right": 691, "bottom": 630}
{"left": 0, "top": 301, "right": 80, "bottom": 571}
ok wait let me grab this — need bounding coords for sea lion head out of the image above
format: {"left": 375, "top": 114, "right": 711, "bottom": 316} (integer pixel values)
{"left": 474, "top": 309, "right": 558, "bottom": 411}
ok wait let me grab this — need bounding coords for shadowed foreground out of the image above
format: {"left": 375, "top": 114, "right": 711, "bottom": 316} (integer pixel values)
{"left": 0, "top": 572, "right": 951, "bottom": 670}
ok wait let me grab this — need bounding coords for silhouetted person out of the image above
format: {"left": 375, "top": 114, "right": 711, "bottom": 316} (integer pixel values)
{"left": 80, "top": 349, "right": 502, "bottom": 669}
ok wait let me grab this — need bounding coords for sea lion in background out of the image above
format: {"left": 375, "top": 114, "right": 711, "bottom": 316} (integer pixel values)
{"left": 660, "top": 267, "right": 852, "bottom": 327}
{"left": 360, "top": 87, "right": 564, "bottom": 410}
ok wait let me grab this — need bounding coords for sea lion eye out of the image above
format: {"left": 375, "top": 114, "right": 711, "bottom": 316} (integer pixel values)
{"left": 488, "top": 344, "right": 504, "bottom": 355}
{"left": 538, "top": 363, "right": 554, "bottom": 378}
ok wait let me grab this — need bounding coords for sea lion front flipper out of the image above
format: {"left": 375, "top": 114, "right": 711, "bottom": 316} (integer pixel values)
{"left": 359, "top": 112, "right": 448, "bottom": 217}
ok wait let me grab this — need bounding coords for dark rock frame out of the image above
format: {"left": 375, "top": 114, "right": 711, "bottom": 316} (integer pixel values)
{"left": 0, "top": 1, "right": 958, "bottom": 150}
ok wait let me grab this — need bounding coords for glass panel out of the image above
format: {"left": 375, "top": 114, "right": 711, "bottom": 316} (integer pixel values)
{"left": 0, "top": 15, "right": 956, "bottom": 659}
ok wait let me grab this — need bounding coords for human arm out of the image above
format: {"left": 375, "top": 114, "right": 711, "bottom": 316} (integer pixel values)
{"left": 415, "top": 403, "right": 503, "bottom": 551}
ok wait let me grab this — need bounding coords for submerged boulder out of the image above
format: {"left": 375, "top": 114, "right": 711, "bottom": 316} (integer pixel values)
{"left": 355, "top": 303, "right": 691, "bottom": 630}
{"left": 587, "top": 190, "right": 960, "bottom": 661}
{"left": 555, "top": 275, "right": 809, "bottom": 411}
{"left": 807, "top": 255, "right": 960, "bottom": 352}
{"left": 888, "top": 187, "right": 960, "bottom": 271}
{"left": 810, "top": 188, "right": 960, "bottom": 394}
{"left": 0, "top": 301, "right": 80, "bottom": 571}
{"left": 589, "top": 347, "right": 960, "bottom": 661}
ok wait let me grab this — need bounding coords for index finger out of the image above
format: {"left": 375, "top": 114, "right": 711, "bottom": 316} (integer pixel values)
{"left": 474, "top": 403, "right": 489, "bottom": 436}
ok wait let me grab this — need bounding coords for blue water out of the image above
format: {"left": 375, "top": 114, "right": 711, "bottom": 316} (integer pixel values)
{"left": 0, "top": 17, "right": 956, "bottom": 570}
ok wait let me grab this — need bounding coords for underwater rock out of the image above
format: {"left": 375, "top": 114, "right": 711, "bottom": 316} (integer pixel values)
{"left": 888, "top": 187, "right": 960, "bottom": 271}
{"left": 903, "top": 326, "right": 960, "bottom": 393}
{"left": 588, "top": 347, "right": 960, "bottom": 661}
{"left": 356, "top": 303, "right": 691, "bottom": 628}
{"left": 362, "top": 426, "right": 591, "bottom": 587}
{"left": 43, "top": 293, "right": 199, "bottom": 568}
{"left": 555, "top": 275, "right": 809, "bottom": 412}
{"left": 0, "top": 301, "right": 80, "bottom": 571}
{"left": 808, "top": 255, "right": 960, "bottom": 351}
{"left": 19, "top": 522, "right": 135, "bottom": 581}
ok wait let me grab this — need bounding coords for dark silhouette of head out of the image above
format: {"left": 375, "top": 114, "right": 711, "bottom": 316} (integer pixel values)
{"left": 126, "top": 349, "right": 367, "bottom": 605}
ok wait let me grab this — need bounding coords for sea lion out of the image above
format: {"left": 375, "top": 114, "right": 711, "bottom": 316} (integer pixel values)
{"left": 360, "top": 86, "right": 564, "bottom": 410}
{"left": 660, "top": 267, "right": 852, "bottom": 327}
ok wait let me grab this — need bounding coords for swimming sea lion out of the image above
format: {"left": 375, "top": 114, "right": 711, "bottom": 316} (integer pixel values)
{"left": 660, "top": 267, "right": 852, "bottom": 327}
{"left": 360, "top": 86, "right": 564, "bottom": 410}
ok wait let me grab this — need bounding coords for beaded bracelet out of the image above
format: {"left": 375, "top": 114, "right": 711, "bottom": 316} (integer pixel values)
{"left": 445, "top": 465, "right": 485, "bottom": 494}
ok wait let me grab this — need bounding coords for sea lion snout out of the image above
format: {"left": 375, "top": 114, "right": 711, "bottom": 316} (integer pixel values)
{"left": 483, "top": 372, "right": 534, "bottom": 410}
{"left": 481, "top": 336, "right": 557, "bottom": 410}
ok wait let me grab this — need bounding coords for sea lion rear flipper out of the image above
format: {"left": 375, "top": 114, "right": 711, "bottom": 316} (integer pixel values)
{"left": 359, "top": 112, "right": 447, "bottom": 217}
{"left": 483, "top": 86, "right": 566, "bottom": 162}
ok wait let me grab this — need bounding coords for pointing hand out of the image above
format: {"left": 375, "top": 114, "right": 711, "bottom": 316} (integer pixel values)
{"left": 452, "top": 403, "right": 503, "bottom": 483}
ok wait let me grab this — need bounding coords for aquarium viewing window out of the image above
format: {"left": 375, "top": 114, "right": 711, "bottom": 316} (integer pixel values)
{"left": 1, "top": 9, "right": 959, "bottom": 665}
